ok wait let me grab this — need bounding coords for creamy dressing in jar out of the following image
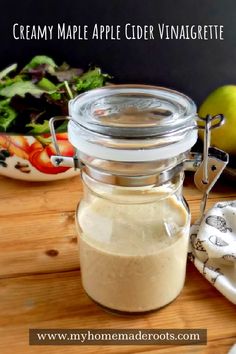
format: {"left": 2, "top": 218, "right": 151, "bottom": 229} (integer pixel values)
{"left": 78, "top": 192, "right": 189, "bottom": 312}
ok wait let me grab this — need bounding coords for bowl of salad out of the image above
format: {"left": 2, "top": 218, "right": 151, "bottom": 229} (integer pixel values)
{"left": 0, "top": 55, "right": 110, "bottom": 181}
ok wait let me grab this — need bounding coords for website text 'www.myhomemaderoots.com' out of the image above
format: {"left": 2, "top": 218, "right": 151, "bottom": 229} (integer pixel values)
{"left": 29, "top": 329, "right": 207, "bottom": 345}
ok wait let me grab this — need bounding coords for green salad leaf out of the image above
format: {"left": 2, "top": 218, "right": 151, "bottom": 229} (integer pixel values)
{"left": 0, "top": 99, "right": 17, "bottom": 131}
{"left": 23, "top": 55, "right": 57, "bottom": 73}
{"left": 0, "top": 56, "right": 110, "bottom": 134}
{"left": 0, "top": 81, "right": 55, "bottom": 98}
{"left": 75, "top": 68, "right": 109, "bottom": 92}
{"left": 0, "top": 63, "right": 17, "bottom": 80}
{"left": 26, "top": 120, "right": 51, "bottom": 134}
{"left": 37, "top": 78, "right": 57, "bottom": 91}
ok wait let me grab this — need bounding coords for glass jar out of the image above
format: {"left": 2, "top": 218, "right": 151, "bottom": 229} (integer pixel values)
{"left": 49, "top": 85, "right": 227, "bottom": 314}
{"left": 77, "top": 169, "right": 190, "bottom": 313}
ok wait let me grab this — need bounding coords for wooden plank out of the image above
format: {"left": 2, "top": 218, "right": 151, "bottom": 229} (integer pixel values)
{"left": 0, "top": 174, "right": 235, "bottom": 354}
{"left": 0, "top": 197, "right": 234, "bottom": 277}
{"left": 0, "top": 211, "right": 79, "bottom": 277}
{"left": 0, "top": 263, "right": 235, "bottom": 354}
{"left": 0, "top": 174, "right": 235, "bottom": 217}
{"left": 0, "top": 175, "right": 235, "bottom": 277}
{"left": 0, "top": 175, "right": 82, "bottom": 216}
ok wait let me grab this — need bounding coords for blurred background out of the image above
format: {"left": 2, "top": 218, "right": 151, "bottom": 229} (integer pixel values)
{"left": 0, "top": 0, "right": 235, "bottom": 105}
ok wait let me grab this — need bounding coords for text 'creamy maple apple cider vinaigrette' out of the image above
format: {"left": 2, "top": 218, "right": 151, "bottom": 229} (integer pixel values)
{"left": 68, "top": 85, "right": 198, "bottom": 313}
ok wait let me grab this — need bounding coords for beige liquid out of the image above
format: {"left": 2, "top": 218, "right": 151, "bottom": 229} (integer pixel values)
{"left": 78, "top": 195, "right": 189, "bottom": 312}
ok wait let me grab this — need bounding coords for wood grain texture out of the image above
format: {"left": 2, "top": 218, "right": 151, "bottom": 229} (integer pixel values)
{"left": 0, "top": 264, "right": 235, "bottom": 354}
{"left": 0, "top": 174, "right": 235, "bottom": 277}
{"left": 0, "top": 174, "right": 235, "bottom": 354}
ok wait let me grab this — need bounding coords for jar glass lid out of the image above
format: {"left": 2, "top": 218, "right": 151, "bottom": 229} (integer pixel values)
{"left": 68, "top": 85, "right": 198, "bottom": 161}
{"left": 69, "top": 85, "right": 197, "bottom": 138}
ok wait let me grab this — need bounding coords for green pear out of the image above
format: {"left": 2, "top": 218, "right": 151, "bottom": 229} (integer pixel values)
{"left": 198, "top": 85, "right": 236, "bottom": 155}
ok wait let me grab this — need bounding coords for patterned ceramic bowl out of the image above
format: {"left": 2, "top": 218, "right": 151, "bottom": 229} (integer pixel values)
{"left": 0, "top": 132, "right": 80, "bottom": 181}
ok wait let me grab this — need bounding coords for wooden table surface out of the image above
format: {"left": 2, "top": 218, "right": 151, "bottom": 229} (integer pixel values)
{"left": 0, "top": 173, "right": 235, "bottom": 354}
